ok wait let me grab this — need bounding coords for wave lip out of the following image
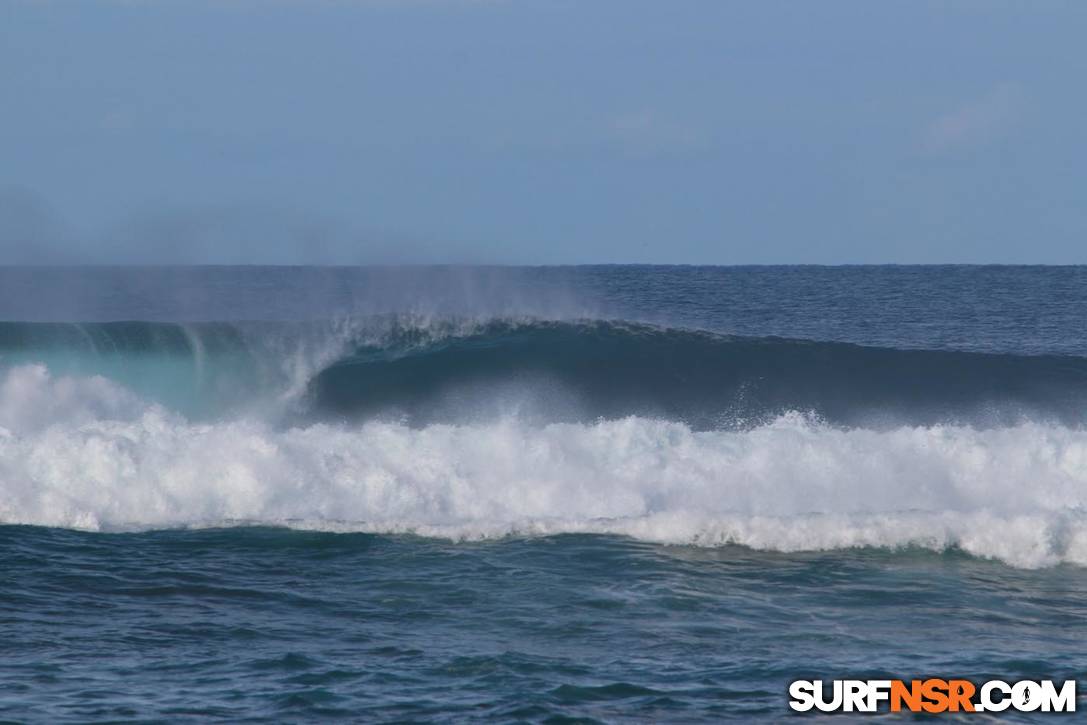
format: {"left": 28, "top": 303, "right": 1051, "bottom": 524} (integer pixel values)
{"left": 4, "top": 317, "right": 1087, "bottom": 427}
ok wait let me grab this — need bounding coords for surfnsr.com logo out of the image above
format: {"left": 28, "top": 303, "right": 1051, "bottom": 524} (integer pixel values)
{"left": 789, "top": 679, "right": 1077, "bottom": 713}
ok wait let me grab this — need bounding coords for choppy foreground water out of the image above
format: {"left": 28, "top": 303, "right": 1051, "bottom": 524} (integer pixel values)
{"left": 5, "top": 527, "right": 1087, "bottom": 722}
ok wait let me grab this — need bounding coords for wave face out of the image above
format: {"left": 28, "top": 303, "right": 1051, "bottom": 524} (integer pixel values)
{"left": 311, "top": 320, "right": 1087, "bottom": 428}
{"left": 5, "top": 318, "right": 1087, "bottom": 428}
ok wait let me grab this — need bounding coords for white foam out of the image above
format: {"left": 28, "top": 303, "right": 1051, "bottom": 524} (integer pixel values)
{"left": 0, "top": 364, "right": 148, "bottom": 434}
{"left": 2, "top": 364, "right": 1087, "bottom": 568}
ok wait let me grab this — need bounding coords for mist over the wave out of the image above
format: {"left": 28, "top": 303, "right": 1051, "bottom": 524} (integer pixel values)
{"left": 0, "top": 265, "right": 598, "bottom": 324}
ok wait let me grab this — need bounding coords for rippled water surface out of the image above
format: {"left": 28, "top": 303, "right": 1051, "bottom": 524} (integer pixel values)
{"left": 5, "top": 527, "right": 1087, "bottom": 722}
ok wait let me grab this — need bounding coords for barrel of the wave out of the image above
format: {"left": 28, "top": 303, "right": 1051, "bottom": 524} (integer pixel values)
{"left": 306, "top": 319, "right": 1087, "bottom": 429}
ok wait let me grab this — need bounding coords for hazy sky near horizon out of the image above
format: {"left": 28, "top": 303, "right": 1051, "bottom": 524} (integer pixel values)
{"left": 2, "top": 0, "right": 1086, "bottom": 264}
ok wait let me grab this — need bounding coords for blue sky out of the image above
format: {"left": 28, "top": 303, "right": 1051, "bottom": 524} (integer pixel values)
{"left": 2, "top": 0, "right": 1085, "bottom": 264}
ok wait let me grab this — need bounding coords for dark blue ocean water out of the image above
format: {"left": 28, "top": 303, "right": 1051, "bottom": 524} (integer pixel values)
{"left": 2, "top": 266, "right": 1087, "bottom": 721}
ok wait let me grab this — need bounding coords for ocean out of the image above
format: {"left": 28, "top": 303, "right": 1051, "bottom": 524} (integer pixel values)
{"left": 2, "top": 265, "right": 1086, "bottom": 721}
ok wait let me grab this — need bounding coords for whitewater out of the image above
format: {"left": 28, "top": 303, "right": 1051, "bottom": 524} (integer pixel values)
{"left": 4, "top": 357, "right": 1087, "bottom": 568}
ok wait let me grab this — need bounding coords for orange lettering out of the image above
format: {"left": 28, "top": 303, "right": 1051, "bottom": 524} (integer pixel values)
{"left": 947, "top": 680, "right": 975, "bottom": 712}
{"left": 890, "top": 680, "right": 922, "bottom": 712}
{"left": 921, "top": 679, "right": 949, "bottom": 713}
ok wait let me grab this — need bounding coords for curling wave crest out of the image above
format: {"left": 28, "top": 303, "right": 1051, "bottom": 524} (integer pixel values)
{"left": 5, "top": 317, "right": 1087, "bottom": 427}
{"left": 3, "top": 364, "right": 1087, "bottom": 568}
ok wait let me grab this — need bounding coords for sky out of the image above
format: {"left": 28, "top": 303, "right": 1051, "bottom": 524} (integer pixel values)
{"left": 1, "top": 0, "right": 1085, "bottom": 264}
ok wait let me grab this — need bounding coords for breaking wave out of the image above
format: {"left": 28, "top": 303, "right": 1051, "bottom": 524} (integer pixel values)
{"left": 2, "top": 318, "right": 1087, "bottom": 427}
{"left": 3, "top": 316, "right": 1087, "bottom": 568}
